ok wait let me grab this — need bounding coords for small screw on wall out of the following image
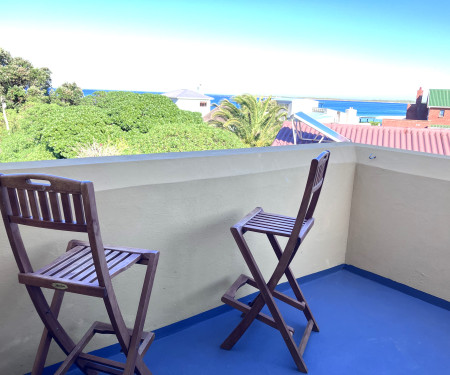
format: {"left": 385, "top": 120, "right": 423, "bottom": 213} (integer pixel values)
{"left": 369, "top": 153, "right": 376, "bottom": 160}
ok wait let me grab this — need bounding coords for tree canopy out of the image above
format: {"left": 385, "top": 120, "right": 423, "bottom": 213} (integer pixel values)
{"left": 51, "top": 82, "right": 84, "bottom": 106}
{"left": 0, "top": 48, "right": 84, "bottom": 132}
{"left": 0, "top": 48, "right": 52, "bottom": 108}
{"left": 208, "top": 94, "right": 287, "bottom": 147}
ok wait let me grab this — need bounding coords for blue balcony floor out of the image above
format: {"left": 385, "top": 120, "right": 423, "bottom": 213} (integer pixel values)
{"left": 59, "top": 269, "right": 450, "bottom": 375}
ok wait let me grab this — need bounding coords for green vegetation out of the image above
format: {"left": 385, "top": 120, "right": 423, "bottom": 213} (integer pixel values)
{"left": 209, "top": 94, "right": 287, "bottom": 147}
{"left": 0, "top": 48, "right": 253, "bottom": 163}
{"left": 0, "top": 91, "right": 246, "bottom": 162}
{"left": 51, "top": 82, "right": 84, "bottom": 106}
{"left": 0, "top": 48, "right": 84, "bottom": 131}
{"left": 0, "top": 48, "right": 52, "bottom": 110}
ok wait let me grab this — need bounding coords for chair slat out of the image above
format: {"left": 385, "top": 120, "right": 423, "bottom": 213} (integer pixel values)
{"left": 61, "top": 254, "right": 97, "bottom": 280}
{"left": 7, "top": 188, "right": 20, "bottom": 216}
{"left": 258, "top": 213, "right": 296, "bottom": 224}
{"left": 27, "top": 189, "right": 40, "bottom": 219}
{"left": 89, "top": 252, "right": 139, "bottom": 283}
{"left": 38, "top": 191, "right": 51, "bottom": 221}
{"left": 17, "top": 188, "right": 31, "bottom": 218}
{"left": 72, "top": 251, "right": 120, "bottom": 282}
{"left": 244, "top": 224, "right": 292, "bottom": 237}
{"left": 36, "top": 246, "right": 89, "bottom": 275}
{"left": 259, "top": 212, "right": 296, "bottom": 222}
{"left": 246, "top": 213, "right": 296, "bottom": 233}
{"left": 48, "top": 250, "right": 95, "bottom": 278}
{"left": 252, "top": 217, "right": 295, "bottom": 226}
{"left": 107, "top": 253, "right": 141, "bottom": 280}
{"left": 250, "top": 217, "right": 294, "bottom": 226}
{"left": 247, "top": 219, "right": 294, "bottom": 231}
{"left": 60, "top": 193, "right": 74, "bottom": 223}
{"left": 72, "top": 194, "right": 85, "bottom": 225}
{"left": 59, "top": 250, "right": 112, "bottom": 281}
{"left": 247, "top": 220, "right": 294, "bottom": 233}
{"left": 49, "top": 192, "right": 62, "bottom": 222}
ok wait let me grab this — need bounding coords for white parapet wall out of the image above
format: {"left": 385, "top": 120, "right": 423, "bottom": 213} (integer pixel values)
{"left": 0, "top": 143, "right": 355, "bottom": 374}
{"left": 347, "top": 145, "right": 450, "bottom": 302}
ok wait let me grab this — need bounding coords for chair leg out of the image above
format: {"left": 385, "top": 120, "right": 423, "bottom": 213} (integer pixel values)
{"left": 222, "top": 228, "right": 311, "bottom": 372}
{"left": 31, "top": 290, "right": 65, "bottom": 375}
{"left": 221, "top": 230, "right": 308, "bottom": 372}
{"left": 124, "top": 252, "right": 159, "bottom": 375}
{"left": 221, "top": 227, "right": 269, "bottom": 349}
{"left": 26, "top": 286, "right": 94, "bottom": 374}
{"left": 267, "top": 234, "right": 319, "bottom": 332}
{"left": 27, "top": 286, "right": 75, "bottom": 353}
{"left": 221, "top": 291, "right": 265, "bottom": 349}
{"left": 222, "top": 227, "right": 295, "bottom": 349}
{"left": 260, "top": 288, "right": 308, "bottom": 373}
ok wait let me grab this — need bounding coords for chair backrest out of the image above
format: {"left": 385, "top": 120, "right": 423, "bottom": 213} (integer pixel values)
{"left": 0, "top": 173, "right": 109, "bottom": 286}
{"left": 288, "top": 151, "right": 330, "bottom": 246}
{"left": 0, "top": 174, "right": 91, "bottom": 232}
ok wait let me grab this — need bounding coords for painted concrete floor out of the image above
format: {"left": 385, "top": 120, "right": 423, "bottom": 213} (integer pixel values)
{"left": 61, "top": 270, "right": 449, "bottom": 375}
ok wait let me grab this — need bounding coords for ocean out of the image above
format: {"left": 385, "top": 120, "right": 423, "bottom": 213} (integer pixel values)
{"left": 82, "top": 90, "right": 407, "bottom": 119}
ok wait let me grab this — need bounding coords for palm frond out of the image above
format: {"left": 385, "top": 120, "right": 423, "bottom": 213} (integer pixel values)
{"left": 208, "top": 94, "right": 286, "bottom": 147}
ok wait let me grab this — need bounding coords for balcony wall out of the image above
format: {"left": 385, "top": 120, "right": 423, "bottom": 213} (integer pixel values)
{"left": 347, "top": 146, "right": 450, "bottom": 301}
{"left": 0, "top": 142, "right": 449, "bottom": 374}
{"left": 0, "top": 144, "right": 354, "bottom": 374}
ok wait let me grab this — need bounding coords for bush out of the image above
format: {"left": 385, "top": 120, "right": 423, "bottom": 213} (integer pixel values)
{"left": 82, "top": 91, "right": 192, "bottom": 132}
{"left": 51, "top": 82, "right": 84, "bottom": 106}
{"left": 0, "top": 128, "right": 54, "bottom": 162}
{"left": 18, "top": 103, "right": 125, "bottom": 158}
{"left": 124, "top": 122, "right": 246, "bottom": 154}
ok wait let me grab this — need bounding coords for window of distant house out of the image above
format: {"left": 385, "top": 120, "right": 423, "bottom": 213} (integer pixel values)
{"left": 200, "top": 102, "right": 207, "bottom": 107}
{"left": 439, "top": 110, "right": 445, "bottom": 117}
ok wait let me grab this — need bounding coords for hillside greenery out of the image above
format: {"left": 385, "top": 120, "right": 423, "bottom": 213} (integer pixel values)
{"left": 0, "top": 91, "right": 246, "bottom": 162}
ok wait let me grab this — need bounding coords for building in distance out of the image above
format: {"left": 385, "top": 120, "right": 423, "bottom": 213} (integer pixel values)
{"left": 383, "top": 88, "right": 450, "bottom": 128}
{"left": 162, "top": 89, "right": 213, "bottom": 117}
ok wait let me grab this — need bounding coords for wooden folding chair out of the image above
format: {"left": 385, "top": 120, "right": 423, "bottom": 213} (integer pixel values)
{"left": 220, "top": 151, "right": 330, "bottom": 373}
{"left": 0, "top": 173, "right": 159, "bottom": 375}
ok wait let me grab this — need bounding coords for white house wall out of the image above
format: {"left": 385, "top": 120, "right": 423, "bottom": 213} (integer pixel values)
{"left": 173, "top": 98, "right": 211, "bottom": 116}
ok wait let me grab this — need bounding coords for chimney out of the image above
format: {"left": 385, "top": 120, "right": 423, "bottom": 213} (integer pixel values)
{"left": 415, "top": 87, "right": 425, "bottom": 119}
{"left": 416, "top": 87, "right": 423, "bottom": 105}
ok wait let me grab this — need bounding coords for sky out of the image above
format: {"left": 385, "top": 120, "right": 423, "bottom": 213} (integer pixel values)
{"left": 1, "top": 0, "right": 450, "bottom": 100}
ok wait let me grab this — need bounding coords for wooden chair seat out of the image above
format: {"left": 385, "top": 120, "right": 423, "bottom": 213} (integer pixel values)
{"left": 243, "top": 210, "right": 314, "bottom": 239}
{"left": 19, "top": 241, "right": 152, "bottom": 297}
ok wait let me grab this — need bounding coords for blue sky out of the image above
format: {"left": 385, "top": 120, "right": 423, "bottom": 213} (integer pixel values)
{"left": 1, "top": 0, "right": 449, "bottom": 100}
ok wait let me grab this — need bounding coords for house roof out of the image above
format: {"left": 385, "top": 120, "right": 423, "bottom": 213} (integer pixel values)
{"left": 162, "top": 89, "right": 213, "bottom": 100}
{"left": 428, "top": 89, "right": 450, "bottom": 108}
{"left": 272, "top": 121, "right": 450, "bottom": 156}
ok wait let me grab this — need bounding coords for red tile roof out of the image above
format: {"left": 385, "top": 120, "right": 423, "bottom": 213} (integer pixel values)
{"left": 272, "top": 121, "right": 450, "bottom": 156}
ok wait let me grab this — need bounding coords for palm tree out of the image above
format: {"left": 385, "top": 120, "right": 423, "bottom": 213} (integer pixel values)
{"left": 208, "top": 94, "right": 287, "bottom": 147}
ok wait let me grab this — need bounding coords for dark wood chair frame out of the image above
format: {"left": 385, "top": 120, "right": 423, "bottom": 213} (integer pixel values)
{"left": 0, "top": 173, "right": 160, "bottom": 375}
{"left": 220, "top": 151, "right": 330, "bottom": 373}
